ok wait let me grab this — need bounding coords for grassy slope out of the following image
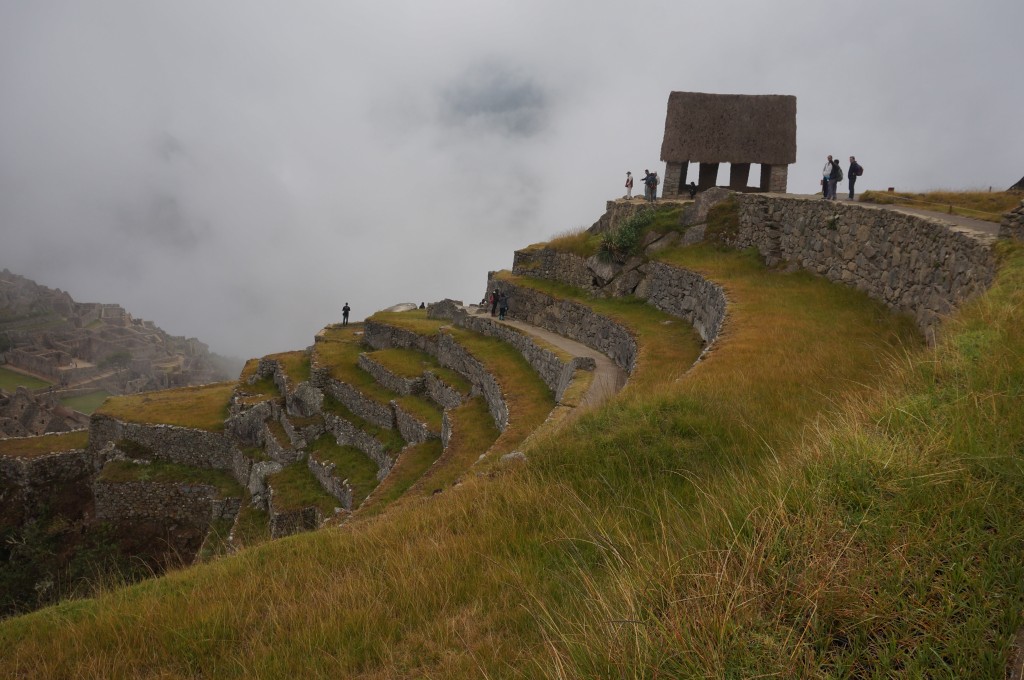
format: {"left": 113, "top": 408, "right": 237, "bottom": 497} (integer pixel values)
{"left": 0, "top": 431, "right": 89, "bottom": 458}
{"left": 3, "top": 244, "right": 1023, "bottom": 676}
{"left": 96, "top": 382, "right": 234, "bottom": 432}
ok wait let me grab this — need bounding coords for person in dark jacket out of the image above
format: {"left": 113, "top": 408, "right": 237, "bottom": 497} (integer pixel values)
{"left": 848, "top": 156, "right": 863, "bottom": 200}
{"left": 498, "top": 293, "right": 509, "bottom": 321}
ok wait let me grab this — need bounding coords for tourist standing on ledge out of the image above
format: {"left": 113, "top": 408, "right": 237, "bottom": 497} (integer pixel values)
{"left": 342, "top": 302, "right": 351, "bottom": 326}
{"left": 822, "top": 155, "right": 833, "bottom": 198}
{"left": 645, "top": 171, "right": 659, "bottom": 203}
{"left": 625, "top": 171, "right": 633, "bottom": 199}
{"left": 490, "top": 288, "right": 499, "bottom": 317}
{"left": 848, "top": 156, "right": 863, "bottom": 200}
{"left": 828, "top": 158, "right": 842, "bottom": 200}
{"left": 498, "top": 293, "right": 509, "bottom": 321}
{"left": 642, "top": 169, "right": 652, "bottom": 201}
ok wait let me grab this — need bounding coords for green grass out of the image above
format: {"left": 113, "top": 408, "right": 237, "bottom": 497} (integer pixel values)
{"left": 98, "top": 460, "right": 242, "bottom": 497}
{"left": 402, "top": 396, "right": 499, "bottom": 497}
{"left": 370, "top": 309, "right": 556, "bottom": 461}
{"left": 58, "top": 390, "right": 110, "bottom": 415}
{"left": 266, "top": 464, "right": 339, "bottom": 516}
{"left": 0, "top": 431, "right": 89, "bottom": 459}
{"left": 265, "top": 350, "right": 311, "bottom": 384}
{"left": 860, "top": 189, "right": 1020, "bottom": 223}
{"left": 0, "top": 366, "right": 51, "bottom": 391}
{"left": 308, "top": 435, "right": 380, "bottom": 506}
{"left": 231, "top": 498, "right": 270, "bottom": 549}
{"left": 356, "top": 440, "right": 444, "bottom": 518}
{"left": 96, "top": 383, "right": 234, "bottom": 432}
{"left": 4, "top": 243, "right": 1022, "bottom": 677}
{"left": 364, "top": 347, "right": 439, "bottom": 380}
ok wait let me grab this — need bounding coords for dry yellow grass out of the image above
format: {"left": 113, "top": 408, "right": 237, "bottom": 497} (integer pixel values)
{"left": 0, "top": 431, "right": 89, "bottom": 458}
{"left": 96, "top": 382, "right": 234, "bottom": 432}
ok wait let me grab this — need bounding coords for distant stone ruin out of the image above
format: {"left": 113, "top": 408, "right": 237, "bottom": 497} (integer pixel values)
{"left": 0, "top": 269, "right": 231, "bottom": 435}
{"left": 660, "top": 91, "right": 797, "bottom": 197}
{"left": 1010, "top": 176, "right": 1024, "bottom": 192}
{"left": 0, "top": 387, "right": 89, "bottom": 438}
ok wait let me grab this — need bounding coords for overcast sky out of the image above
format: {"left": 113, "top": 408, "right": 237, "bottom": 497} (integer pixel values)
{"left": 2, "top": 1, "right": 1021, "bottom": 360}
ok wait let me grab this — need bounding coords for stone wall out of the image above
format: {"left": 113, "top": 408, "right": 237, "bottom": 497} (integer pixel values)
{"left": 484, "top": 278, "right": 640, "bottom": 375}
{"left": 429, "top": 303, "right": 595, "bottom": 403}
{"left": 639, "top": 261, "right": 728, "bottom": 344}
{"left": 393, "top": 402, "right": 437, "bottom": 445}
{"left": 424, "top": 371, "right": 467, "bottom": 410}
{"left": 311, "top": 368, "right": 396, "bottom": 431}
{"left": 306, "top": 451, "right": 354, "bottom": 510}
{"left": 731, "top": 194, "right": 998, "bottom": 338}
{"left": 1000, "top": 200, "right": 1024, "bottom": 240}
{"left": 267, "top": 486, "right": 325, "bottom": 539}
{"left": 363, "top": 320, "right": 509, "bottom": 432}
{"left": 0, "top": 447, "right": 102, "bottom": 527}
{"left": 89, "top": 415, "right": 243, "bottom": 473}
{"left": 357, "top": 354, "right": 424, "bottom": 396}
{"left": 93, "top": 478, "right": 241, "bottom": 523}
{"left": 323, "top": 411, "right": 394, "bottom": 476}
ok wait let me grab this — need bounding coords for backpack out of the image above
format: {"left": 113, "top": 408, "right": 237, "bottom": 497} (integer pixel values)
{"left": 654, "top": 174, "right": 660, "bottom": 186}
{"left": 836, "top": 165, "right": 844, "bottom": 181}
{"left": 855, "top": 163, "right": 864, "bottom": 177}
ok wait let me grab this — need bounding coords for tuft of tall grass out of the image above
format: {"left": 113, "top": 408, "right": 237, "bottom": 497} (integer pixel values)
{"left": 860, "top": 189, "right": 1020, "bottom": 223}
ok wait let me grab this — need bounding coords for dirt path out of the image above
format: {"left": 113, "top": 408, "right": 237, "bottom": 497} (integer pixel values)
{"left": 489, "top": 316, "right": 628, "bottom": 409}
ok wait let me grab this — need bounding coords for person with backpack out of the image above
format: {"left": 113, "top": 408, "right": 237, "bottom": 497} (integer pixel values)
{"left": 828, "top": 158, "right": 843, "bottom": 200}
{"left": 342, "top": 302, "right": 351, "bottom": 326}
{"left": 644, "top": 171, "right": 659, "bottom": 203}
{"left": 822, "top": 155, "right": 833, "bottom": 198}
{"left": 848, "top": 156, "right": 863, "bottom": 200}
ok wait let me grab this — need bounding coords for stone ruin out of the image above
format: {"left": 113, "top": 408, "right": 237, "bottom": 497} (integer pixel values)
{"left": 1010, "top": 176, "right": 1024, "bottom": 192}
{"left": 660, "top": 91, "right": 796, "bottom": 197}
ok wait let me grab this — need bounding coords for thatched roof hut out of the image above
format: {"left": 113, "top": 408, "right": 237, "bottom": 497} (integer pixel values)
{"left": 660, "top": 92, "right": 796, "bottom": 165}
{"left": 659, "top": 92, "right": 797, "bottom": 196}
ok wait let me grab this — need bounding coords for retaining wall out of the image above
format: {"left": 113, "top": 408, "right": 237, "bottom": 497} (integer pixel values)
{"left": 731, "top": 194, "right": 997, "bottom": 337}
{"left": 363, "top": 320, "right": 509, "bottom": 432}
{"left": 429, "top": 303, "right": 595, "bottom": 402}
{"left": 484, "top": 279, "right": 639, "bottom": 374}
{"left": 93, "top": 478, "right": 242, "bottom": 523}
{"left": 1000, "top": 200, "right": 1024, "bottom": 240}
{"left": 306, "top": 451, "right": 355, "bottom": 510}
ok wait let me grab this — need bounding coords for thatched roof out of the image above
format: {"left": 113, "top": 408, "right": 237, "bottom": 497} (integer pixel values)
{"left": 660, "top": 92, "right": 797, "bottom": 165}
{"left": 1010, "top": 176, "right": 1024, "bottom": 192}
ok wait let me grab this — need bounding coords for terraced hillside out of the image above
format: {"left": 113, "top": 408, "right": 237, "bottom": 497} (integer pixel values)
{"left": 3, "top": 196, "right": 1024, "bottom": 677}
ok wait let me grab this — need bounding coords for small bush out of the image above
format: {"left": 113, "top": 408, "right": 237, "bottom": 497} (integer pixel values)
{"left": 598, "top": 210, "right": 655, "bottom": 263}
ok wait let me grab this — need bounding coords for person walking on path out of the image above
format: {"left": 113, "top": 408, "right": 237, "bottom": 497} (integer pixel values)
{"left": 822, "top": 155, "right": 833, "bottom": 198}
{"left": 828, "top": 158, "right": 842, "bottom": 200}
{"left": 342, "top": 302, "right": 351, "bottom": 326}
{"left": 498, "top": 292, "right": 509, "bottom": 321}
{"left": 847, "top": 156, "right": 863, "bottom": 200}
{"left": 625, "top": 171, "right": 633, "bottom": 199}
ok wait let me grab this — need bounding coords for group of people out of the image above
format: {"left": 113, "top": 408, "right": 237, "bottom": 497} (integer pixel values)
{"left": 625, "top": 170, "right": 661, "bottom": 202}
{"left": 486, "top": 289, "right": 510, "bottom": 320}
{"left": 822, "top": 155, "right": 864, "bottom": 201}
